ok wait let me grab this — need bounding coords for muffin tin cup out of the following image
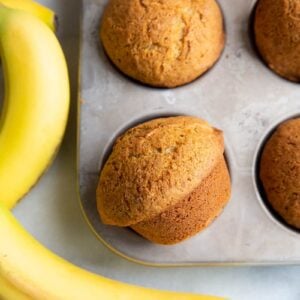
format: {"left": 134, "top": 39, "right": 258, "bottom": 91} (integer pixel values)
{"left": 252, "top": 113, "right": 300, "bottom": 237}
{"left": 79, "top": 0, "right": 300, "bottom": 266}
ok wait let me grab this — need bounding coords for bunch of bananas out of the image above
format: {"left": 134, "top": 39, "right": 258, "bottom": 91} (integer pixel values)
{"left": 0, "top": 1, "right": 224, "bottom": 299}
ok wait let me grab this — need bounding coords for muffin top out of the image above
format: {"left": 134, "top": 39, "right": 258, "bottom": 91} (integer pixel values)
{"left": 100, "top": 0, "right": 224, "bottom": 87}
{"left": 260, "top": 118, "right": 300, "bottom": 229}
{"left": 97, "top": 116, "right": 224, "bottom": 226}
{"left": 254, "top": 0, "right": 300, "bottom": 81}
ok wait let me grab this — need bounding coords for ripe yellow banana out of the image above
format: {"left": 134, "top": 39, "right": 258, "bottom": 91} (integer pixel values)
{"left": 0, "top": 0, "right": 56, "bottom": 31}
{"left": 0, "top": 204, "right": 223, "bottom": 300}
{"left": 0, "top": 7, "right": 69, "bottom": 209}
{"left": 0, "top": 276, "right": 31, "bottom": 300}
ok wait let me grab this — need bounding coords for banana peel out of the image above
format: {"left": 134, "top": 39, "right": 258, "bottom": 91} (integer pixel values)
{"left": 0, "top": 6, "right": 69, "bottom": 209}
{"left": 0, "top": 204, "right": 224, "bottom": 300}
{"left": 0, "top": 276, "right": 31, "bottom": 300}
{"left": 0, "top": 0, "right": 56, "bottom": 31}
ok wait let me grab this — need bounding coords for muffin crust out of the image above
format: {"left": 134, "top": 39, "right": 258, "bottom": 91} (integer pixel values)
{"left": 132, "top": 158, "right": 231, "bottom": 245}
{"left": 260, "top": 118, "right": 300, "bottom": 229}
{"left": 254, "top": 0, "right": 300, "bottom": 81}
{"left": 100, "top": 0, "right": 225, "bottom": 87}
{"left": 97, "top": 116, "right": 224, "bottom": 227}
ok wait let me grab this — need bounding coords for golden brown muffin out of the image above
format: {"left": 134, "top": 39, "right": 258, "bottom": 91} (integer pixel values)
{"left": 132, "top": 158, "right": 231, "bottom": 245}
{"left": 97, "top": 116, "right": 224, "bottom": 227}
{"left": 254, "top": 0, "right": 300, "bottom": 82}
{"left": 260, "top": 118, "right": 300, "bottom": 229}
{"left": 100, "top": 0, "right": 225, "bottom": 88}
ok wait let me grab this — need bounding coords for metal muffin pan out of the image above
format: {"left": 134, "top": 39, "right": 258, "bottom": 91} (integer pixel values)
{"left": 78, "top": 0, "right": 300, "bottom": 266}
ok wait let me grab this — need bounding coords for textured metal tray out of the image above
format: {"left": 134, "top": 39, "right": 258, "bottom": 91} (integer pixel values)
{"left": 78, "top": 0, "right": 300, "bottom": 266}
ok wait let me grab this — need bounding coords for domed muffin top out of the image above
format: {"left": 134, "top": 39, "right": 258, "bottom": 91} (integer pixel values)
{"left": 254, "top": 0, "right": 300, "bottom": 81}
{"left": 100, "top": 0, "right": 224, "bottom": 87}
{"left": 260, "top": 118, "right": 300, "bottom": 229}
{"left": 97, "top": 116, "right": 224, "bottom": 226}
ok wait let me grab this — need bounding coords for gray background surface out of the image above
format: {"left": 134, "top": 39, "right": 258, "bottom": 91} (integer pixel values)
{"left": 9, "top": 0, "right": 300, "bottom": 299}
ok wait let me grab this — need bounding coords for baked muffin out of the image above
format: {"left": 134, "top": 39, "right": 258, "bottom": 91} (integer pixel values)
{"left": 100, "top": 0, "right": 225, "bottom": 88}
{"left": 254, "top": 0, "right": 300, "bottom": 82}
{"left": 96, "top": 116, "right": 231, "bottom": 244}
{"left": 132, "top": 158, "right": 231, "bottom": 244}
{"left": 260, "top": 118, "right": 300, "bottom": 229}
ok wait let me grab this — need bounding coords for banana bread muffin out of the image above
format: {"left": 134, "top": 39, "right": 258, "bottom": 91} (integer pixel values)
{"left": 260, "top": 118, "right": 300, "bottom": 229}
{"left": 254, "top": 0, "right": 300, "bottom": 82}
{"left": 132, "top": 158, "right": 231, "bottom": 244}
{"left": 96, "top": 116, "right": 231, "bottom": 244}
{"left": 100, "top": 0, "right": 225, "bottom": 88}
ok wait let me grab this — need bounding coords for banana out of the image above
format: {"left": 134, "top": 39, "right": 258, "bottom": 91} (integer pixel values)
{"left": 0, "top": 0, "right": 56, "bottom": 31}
{"left": 0, "top": 204, "right": 223, "bottom": 300}
{"left": 0, "top": 276, "right": 31, "bottom": 300}
{"left": 0, "top": 7, "right": 69, "bottom": 209}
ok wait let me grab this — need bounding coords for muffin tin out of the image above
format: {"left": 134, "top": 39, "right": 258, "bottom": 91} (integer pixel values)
{"left": 79, "top": 0, "right": 300, "bottom": 265}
